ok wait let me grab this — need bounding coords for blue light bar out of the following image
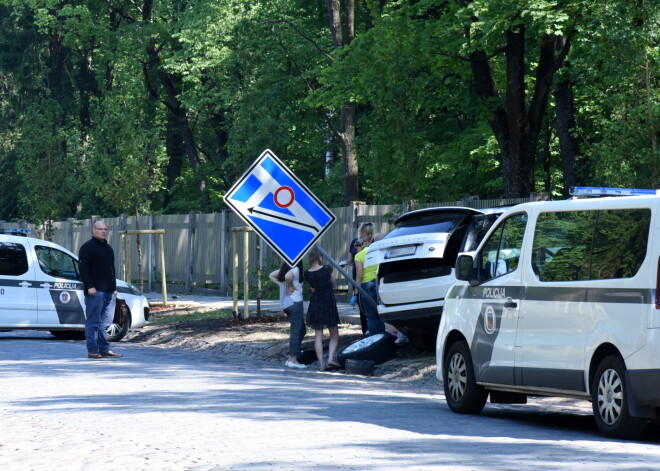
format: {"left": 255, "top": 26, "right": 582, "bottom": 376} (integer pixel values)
{"left": 570, "top": 187, "right": 660, "bottom": 197}
{"left": 0, "top": 228, "right": 32, "bottom": 236}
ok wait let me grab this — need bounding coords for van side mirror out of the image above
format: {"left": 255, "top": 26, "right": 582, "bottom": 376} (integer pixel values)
{"left": 456, "top": 254, "right": 476, "bottom": 282}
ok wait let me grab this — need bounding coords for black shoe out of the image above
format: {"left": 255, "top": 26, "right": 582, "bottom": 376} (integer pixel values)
{"left": 88, "top": 351, "right": 102, "bottom": 359}
{"left": 100, "top": 351, "right": 123, "bottom": 358}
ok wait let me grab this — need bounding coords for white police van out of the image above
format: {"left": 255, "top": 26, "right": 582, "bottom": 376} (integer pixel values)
{"left": 437, "top": 187, "right": 660, "bottom": 438}
{"left": 0, "top": 231, "right": 150, "bottom": 341}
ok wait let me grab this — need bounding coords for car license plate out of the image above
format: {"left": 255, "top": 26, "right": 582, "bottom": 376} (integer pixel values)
{"left": 385, "top": 245, "right": 416, "bottom": 259}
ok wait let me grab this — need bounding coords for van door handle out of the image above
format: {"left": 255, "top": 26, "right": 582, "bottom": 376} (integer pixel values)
{"left": 503, "top": 299, "right": 517, "bottom": 309}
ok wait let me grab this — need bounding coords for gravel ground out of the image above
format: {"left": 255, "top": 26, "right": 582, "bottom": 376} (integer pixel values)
{"left": 125, "top": 303, "right": 440, "bottom": 392}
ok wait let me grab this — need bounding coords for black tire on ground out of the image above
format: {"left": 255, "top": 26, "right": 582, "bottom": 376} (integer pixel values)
{"left": 336, "top": 333, "right": 396, "bottom": 369}
{"left": 49, "top": 330, "right": 86, "bottom": 340}
{"left": 443, "top": 340, "right": 488, "bottom": 414}
{"left": 106, "top": 311, "right": 131, "bottom": 342}
{"left": 592, "top": 354, "right": 647, "bottom": 438}
{"left": 296, "top": 349, "right": 317, "bottom": 365}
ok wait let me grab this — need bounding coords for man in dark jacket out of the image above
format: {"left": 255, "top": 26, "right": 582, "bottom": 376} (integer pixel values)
{"left": 79, "top": 221, "right": 123, "bottom": 359}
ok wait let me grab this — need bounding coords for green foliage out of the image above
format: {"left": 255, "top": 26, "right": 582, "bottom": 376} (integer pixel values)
{"left": 0, "top": 0, "right": 657, "bottom": 224}
{"left": 16, "top": 97, "right": 81, "bottom": 224}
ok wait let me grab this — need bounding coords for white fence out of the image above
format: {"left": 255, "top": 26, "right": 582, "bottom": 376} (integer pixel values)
{"left": 0, "top": 197, "right": 534, "bottom": 294}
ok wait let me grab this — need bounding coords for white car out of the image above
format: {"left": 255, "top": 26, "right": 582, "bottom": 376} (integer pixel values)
{"left": 365, "top": 207, "right": 504, "bottom": 348}
{"left": 0, "top": 232, "right": 150, "bottom": 341}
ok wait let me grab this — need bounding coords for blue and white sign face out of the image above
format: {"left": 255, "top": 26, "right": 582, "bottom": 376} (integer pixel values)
{"left": 224, "top": 149, "right": 336, "bottom": 266}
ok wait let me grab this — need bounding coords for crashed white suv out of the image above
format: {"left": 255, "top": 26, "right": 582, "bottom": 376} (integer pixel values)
{"left": 0, "top": 232, "right": 150, "bottom": 341}
{"left": 365, "top": 207, "right": 504, "bottom": 347}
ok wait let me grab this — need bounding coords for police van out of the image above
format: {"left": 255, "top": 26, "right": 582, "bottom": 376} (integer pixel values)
{"left": 436, "top": 188, "right": 660, "bottom": 438}
{"left": 0, "top": 231, "right": 150, "bottom": 341}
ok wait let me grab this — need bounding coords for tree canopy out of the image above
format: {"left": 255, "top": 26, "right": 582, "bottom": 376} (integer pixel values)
{"left": 0, "top": 0, "right": 657, "bottom": 223}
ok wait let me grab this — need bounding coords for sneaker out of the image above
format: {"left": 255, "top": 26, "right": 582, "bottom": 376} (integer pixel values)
{"left": 285, "top": 361, "right": 307, "bottom": 369}
{"left": 395, "top": 330, "right": 409, "bottom": 345}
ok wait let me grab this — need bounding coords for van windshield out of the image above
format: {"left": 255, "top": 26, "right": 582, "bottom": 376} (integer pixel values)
{"left": 384, "top": 211, "right": 471, "bottom": 238}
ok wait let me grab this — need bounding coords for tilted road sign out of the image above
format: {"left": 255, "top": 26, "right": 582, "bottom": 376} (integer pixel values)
{"left": 223, "top": 149, "right": 336, "bottom": 266}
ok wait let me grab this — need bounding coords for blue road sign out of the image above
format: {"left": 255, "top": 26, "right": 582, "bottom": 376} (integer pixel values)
{"left": 224, "top": 149, "right": 336, "bottom": 266}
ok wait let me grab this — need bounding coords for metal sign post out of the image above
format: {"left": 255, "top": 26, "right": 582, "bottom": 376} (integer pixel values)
{"left": 315, "top": 245, "right": 377, "bottom": 309}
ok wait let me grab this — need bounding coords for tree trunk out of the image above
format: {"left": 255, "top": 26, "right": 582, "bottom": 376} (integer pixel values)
{"left": 504, "top": 27, "right": 527, "bottom": 198}
{"left": 326, "top": 0, "right": 359, "bottom": 204}
{"left": 341, "top": 102, "right": 359, "bottom": 203}
{"left": 469, "top": 28, "right": 570, "bottom": 198}
{"left": 554, "top": 79, "right": 579, "bottom": 197}
{"left": 145, "top": 45, "right": 210, "bottom": 210}
{"left": 164, "top": 114, "right": 185, "bottom": 210}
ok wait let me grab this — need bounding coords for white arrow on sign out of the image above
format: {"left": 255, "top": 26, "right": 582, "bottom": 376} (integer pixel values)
{"left": 224, "top": 149, "right": 335, "bottom": 266}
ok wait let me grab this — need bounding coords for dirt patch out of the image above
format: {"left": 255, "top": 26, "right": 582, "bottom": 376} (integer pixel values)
{"left": 126, "top": 304, "right": 440, "bottom": 392}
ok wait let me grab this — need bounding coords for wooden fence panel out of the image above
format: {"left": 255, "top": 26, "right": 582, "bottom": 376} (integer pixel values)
{"left": 2, "top": 196, "right": 535, "bottom": 294}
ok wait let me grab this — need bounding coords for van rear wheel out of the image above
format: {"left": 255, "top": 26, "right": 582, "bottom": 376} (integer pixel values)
{"left": 443, "top": 340, "right": 487, "bottom": 414}
{"left": 592, "top": 355, "right": 646, "bottom": 438}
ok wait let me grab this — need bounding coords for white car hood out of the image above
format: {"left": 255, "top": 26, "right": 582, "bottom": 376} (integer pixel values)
{"left": 364, "top": 233, "right": 450, "bottom": 268}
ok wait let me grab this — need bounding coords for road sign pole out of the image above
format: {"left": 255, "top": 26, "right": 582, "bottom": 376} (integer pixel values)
{"left": 315, "top": 245, "right": 377, "bottom": 309}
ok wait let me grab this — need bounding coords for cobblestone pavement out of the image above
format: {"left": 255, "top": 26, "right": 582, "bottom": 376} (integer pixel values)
{"left": 1, "top": 329, "right": 660, "bottom": 471}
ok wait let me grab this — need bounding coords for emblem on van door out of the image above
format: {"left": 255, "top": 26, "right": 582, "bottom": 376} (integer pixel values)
{"left": 484, "top": 305, "right": 496, "bottom": 334}
{"left": 59, "top": 291, "right": 71, "bottom": 304}
{"left": 471, "top": 303, "right": 504, "bottom": 379}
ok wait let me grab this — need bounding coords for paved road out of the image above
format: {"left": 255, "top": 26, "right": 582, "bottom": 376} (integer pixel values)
{"left": 1, "top": 331, "right": 659, "bottom": 471}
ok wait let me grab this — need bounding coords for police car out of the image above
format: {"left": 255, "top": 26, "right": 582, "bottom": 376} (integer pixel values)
{"left": 437, "top": 187, "right": 660, "bottom": 438}
{"left": 0, "top": 231, "right": 149, "bottom": 341}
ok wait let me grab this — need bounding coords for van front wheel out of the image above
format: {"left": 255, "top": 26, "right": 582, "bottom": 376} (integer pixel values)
{"left": 592, "top": 355, "right": 646, "bottom": 438}
{"left": 443, "top": 340, "right": 487, "bottom": 414}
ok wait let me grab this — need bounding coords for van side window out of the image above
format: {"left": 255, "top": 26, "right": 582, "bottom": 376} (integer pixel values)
{"left": 35, "top": 245, "right": 80, "bottom": 280}
{"left": 0, "top": 242, "right": 29, "bottom": 276}
{"left": 479, "top": 213, "right": 527, "bottom": 282}
{"left": 591, "top": 209, "right": 650, "bottom": 279}
{"left": 532, "top": 208, "right": 650, "bottom": 281}
{"left": 532, "top": 211, "right": 594, "bottom": 281}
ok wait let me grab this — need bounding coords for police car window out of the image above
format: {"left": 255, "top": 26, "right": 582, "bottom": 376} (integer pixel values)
{"left": 479, "top": 213, "right": 527, "bottom": 282}
{"left": 0, "top": 242, "right": 29, "bottom": 276}
{"left": 532, "top": 208, "right": 650, "bottom": 281}
{"left": 35, "top": 246, "right": 80, "bottom": 280}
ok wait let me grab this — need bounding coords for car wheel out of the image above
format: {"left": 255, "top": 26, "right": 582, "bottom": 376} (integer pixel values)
{"left": 107, "top": 311, "right": 131, "bottom": 342}
{"left": 49, "top": 330, "right": 86, "bottom": 340}
{"left": 592, "top": 355, "right": 647, "bottom": 438}
{"left": 336, "top": 333, "right": 396, "bottom": 369}
{"left": 443, "top": 340, "right": 488, "bottom": 414}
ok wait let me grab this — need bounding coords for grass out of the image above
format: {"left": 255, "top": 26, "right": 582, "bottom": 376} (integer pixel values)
{"left": 150, "top": 309, "right": 234, "bottom": 326}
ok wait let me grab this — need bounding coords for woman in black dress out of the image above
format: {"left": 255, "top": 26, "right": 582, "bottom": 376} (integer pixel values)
{"left": 304, "top": 247, "right": 340, "bottom": 371}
